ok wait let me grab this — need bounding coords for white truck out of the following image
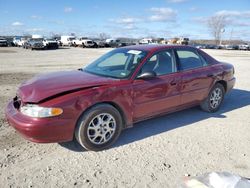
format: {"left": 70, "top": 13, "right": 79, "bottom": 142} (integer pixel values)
{"left": 82, "top": 39, "right": 96, "bottom": 48}
{"left": 72, "top": 37, "right": 88, "bottom": 47}
{"left": 139, "top": 38, "right": 158, "bottom": 45}
{"left": 176, "top": 37, "right": 189, "bottom": 45}
{"left": 13, "top": 37, "right": 21, "bottom": 46}
{"left": 43, "top": 39, "right": 59, "bottom": 49}
{"left": 60, "top": 36, "right": 76, "bottom": 46}
{"left": 17, "top": 38, "right": 28, "bottom": 47}
{"left": 72, "top": 38, "right": 96, "bottom": 48}
{"left": 32, "top": 34, "right": 43, "bottom": 39}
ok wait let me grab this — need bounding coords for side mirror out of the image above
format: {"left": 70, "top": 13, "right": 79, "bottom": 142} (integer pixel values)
{"left": 137, "top": 71, "right": 156, "bottom": 80}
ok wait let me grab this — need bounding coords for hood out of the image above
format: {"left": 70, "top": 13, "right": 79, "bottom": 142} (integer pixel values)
{"left": 46, "top": 40, "right": 57, "bottom": 43}
{"left": 18, "top": 70, "right": 117, "bottom": 103}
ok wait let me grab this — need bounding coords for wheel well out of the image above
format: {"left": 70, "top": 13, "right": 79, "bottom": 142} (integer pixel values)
{"left": 103, "top": 102, "right": 127, "bottom": 128}
{"left": 216, "top": 80, "right": 227, "bottom": 91}
{"left": 83, "top": 102, "right": 127, "bottom": 129}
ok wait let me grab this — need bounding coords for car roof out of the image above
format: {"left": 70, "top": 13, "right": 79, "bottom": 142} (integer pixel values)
{"left": 122, "top": 44, "right": 196, "bottom": 52}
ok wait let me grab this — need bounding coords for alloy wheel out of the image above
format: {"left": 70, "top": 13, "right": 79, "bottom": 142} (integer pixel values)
{"left": 87, "top": 113, "right": 116, "bottom": 145}
{"left": 210, "top": 88, "right": 222, "bottom": 109}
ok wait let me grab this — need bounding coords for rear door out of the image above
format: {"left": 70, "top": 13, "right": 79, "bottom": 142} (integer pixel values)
{"left": 175, "top": 48, "right": 215, "bottom": 105}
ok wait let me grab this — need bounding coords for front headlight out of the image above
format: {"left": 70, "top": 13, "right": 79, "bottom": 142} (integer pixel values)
{"left": 20, "top": 104, "right": 63, "bottom": 118}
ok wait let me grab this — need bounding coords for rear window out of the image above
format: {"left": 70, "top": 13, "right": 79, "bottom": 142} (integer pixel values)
{"left": 198, "top": 50, "right": 215, "bottom": 65}
{"left": 176, "top": 50, "right": 204, "bottom": 71}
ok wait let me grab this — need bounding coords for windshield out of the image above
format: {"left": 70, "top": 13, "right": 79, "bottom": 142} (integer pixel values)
{"left": 29, "top": 39, "right": 42, "bottom": 42}
{"left": 84, "top": 48, "right": 148, "bottom": 79}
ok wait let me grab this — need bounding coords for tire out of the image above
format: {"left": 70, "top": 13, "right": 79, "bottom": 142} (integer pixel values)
{"left": 200, "top": 83, "right": 225, "bottom": 112}
{"left": 75, "top": 104, "right": 123, "bottom": 151}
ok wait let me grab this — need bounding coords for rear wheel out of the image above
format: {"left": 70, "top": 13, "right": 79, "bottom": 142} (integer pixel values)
{"left": 75, "top": 104, "right": 123, "bottom": 151}
{"left": 200, "top": 83, "right": 225, "bottom": 112}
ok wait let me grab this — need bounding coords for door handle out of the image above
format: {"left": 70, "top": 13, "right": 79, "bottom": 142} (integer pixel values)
{"left": 170, "top": 81, "right": 177, "bottom": 86}
{"left": 207, "top": 74, "right": 215, "bottom": 77}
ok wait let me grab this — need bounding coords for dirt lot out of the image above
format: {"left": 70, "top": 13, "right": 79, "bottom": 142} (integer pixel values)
{"left": 0, "top": 47, "right": 249, "bottom": 187}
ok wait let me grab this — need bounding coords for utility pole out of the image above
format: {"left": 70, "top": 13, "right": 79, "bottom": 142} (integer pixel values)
{"left": 229, "top": 28, "right": 233, "bottom": 45}
{"left": 219, "top": 28, "right": 225, "bottom": 45}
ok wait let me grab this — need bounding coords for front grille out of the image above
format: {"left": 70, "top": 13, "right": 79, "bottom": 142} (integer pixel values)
{"left": 13, "top": 96, "right": 21, "bottom": 109}
{"left": 34, "top": 43, "right": 43, "bottom": 47}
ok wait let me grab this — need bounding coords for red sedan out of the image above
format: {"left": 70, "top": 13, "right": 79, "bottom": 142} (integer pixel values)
{"left": 5, "top": 45, "right": 235, "bottom": 151}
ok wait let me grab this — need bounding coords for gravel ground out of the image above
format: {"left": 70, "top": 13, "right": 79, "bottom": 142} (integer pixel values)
{"left": 0, "top": 47, "right": 249, "bottom": 187}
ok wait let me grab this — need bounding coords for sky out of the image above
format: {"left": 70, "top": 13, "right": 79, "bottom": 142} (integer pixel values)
{"left": 0, "top": 0, "right": 250, "bottom": 40}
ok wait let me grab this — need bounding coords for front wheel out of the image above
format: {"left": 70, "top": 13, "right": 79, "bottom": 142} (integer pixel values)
{"left": 200, "top": 83, "right": 225, "bottom": 112}
{"left": 75, "top": 104, "right": 123, "bottom": 151}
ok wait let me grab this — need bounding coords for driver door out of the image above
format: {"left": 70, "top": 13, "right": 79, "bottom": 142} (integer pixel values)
{"left": 132, "top": 49, "right": 182, "bottom": 122}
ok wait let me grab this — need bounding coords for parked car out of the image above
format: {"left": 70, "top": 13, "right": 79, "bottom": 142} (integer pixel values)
{"left": 176, "top": 37, "right": 189, "bottom": 45}
{"left": 43, "top": 39, "right": 59, "bottom": 49}
{"left": 105, "top": 38, "right": 121, "bottom": 47}
{"left": 225, "top": 45, "right": 238, "bottom": 50}
{"left": 117, "top": 42, "right": 136, "bottom": 48}
{"left": 139, "top": 38, "right": 154, "bottom": 44}
{"left": 60, "top": 36, "right": 76, "bottom": 46}
{"left": 0, "top": 38, "right": 8, "bottom": 47}
{"left": 238, "top": 44, "right": 249, "bottom": 50}
{"left": 24, "top": 39, "right": 44, "bottom": 50}
{"left": 194, "top": 44, "right": 205, "bottom": 49}
{"left": 57, "top": 40, "right": 62, "bottom": 46}
{"left": 94, "top": 40, "right": 107, "bottom": 48}
{"left": 82, "top": 39, "right": 97, "bottom": 48}
{"left": 6, "top": 38, "right": 15, "bottom": 47}
{"left": 13, "top": 37, "right": 21, "bottom": 46}
{"left": 72, "top": 37, "right": 88, "bottom": 47}
{"left": 16, "top": 38, "right": 28, "bottom": 47}
{"left": 5, "top": 45, "right": 235, "bottom": 151}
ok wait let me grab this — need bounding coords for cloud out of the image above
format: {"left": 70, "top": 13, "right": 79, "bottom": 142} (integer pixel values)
{"left": 11, "top": 21, "right": 24, "bottom": 26}
{"left": 167, "top": 0, "right": 187, "bottom": 3}
{"left": 31, "top": 15, "right": 42, "bottom": 19}
{"left": 191, "top": 17, "right": 208, "bottom": 23}
{"left": 48, "top": 20, "right": 65, "bottom": 25}
{"left": 215, "top": 10, "right": 250, "bottom": 18}
{"left": 26, "top": 28, "right": 44, "bottom": 32}
{"left": 149, "top": 7, "right": 177, "bottom": 22}
{"left": 64, "top": 7, "right": 73, "bottom": 13}
{"left": 109, "top": 17, "right": 141, "bottom": 30}
{"left": 192, "top": 10, "right": 250, "bottom": 28}
{"left": 189, "top": 7, "right": 199, "bottom": 12}
{"left": 215, "top": 10, "right": 250, "bottom": 27}
{"left": 111, "top": 17, "right": 141, "bottom": 24}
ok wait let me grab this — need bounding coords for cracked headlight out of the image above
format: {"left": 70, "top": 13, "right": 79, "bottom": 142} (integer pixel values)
{"left": 20, "top": 104, "right": 63, "bottom": 118}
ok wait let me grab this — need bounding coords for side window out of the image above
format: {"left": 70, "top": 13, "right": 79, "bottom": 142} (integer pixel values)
{"left": 176, "top": 50, "right": 204, "bottom": 71}
{"left": 140, "top": 50, "right": 175, "bottom": 76}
